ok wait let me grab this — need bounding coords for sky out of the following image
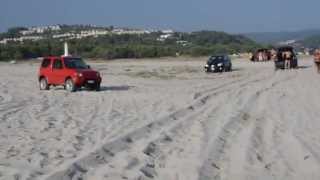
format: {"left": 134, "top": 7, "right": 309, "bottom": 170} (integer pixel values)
{"left": 0, "top": 0, "right": 319, "bottom": 33}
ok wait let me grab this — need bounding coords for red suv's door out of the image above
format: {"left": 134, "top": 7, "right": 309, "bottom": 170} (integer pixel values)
{"left": 51, "top": 58, "right": 65, "bottom": 85}
{"left": 40, "top": 58, "right": 53, "bottom": 83}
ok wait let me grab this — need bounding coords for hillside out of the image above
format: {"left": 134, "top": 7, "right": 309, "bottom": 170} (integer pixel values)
{"left": 243, "top": 29, "right": 320, "bottom": 44}
{"left": 300, "top": 35, "right": 320, "bottom": 48}
{"left": 0, "top": 26, "right": 261, "bottom": 60}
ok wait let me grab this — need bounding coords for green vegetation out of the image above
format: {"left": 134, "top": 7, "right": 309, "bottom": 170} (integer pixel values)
{"left": 0, "top": 29, "right": 262, "bottom": 61}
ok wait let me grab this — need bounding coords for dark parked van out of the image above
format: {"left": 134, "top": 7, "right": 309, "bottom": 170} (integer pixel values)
{"left": 275, "top": 46, "right": 298, "bottom": 70}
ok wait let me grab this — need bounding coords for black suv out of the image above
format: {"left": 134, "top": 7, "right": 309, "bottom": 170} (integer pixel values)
{"left": 275, "top": 46, "right": 298, "bottom": 70}
{"left": 205, "top": 55, "right": 232, "bottom": 73}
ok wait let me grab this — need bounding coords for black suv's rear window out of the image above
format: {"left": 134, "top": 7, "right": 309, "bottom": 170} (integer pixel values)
{"left": 41, "top": 59, "right": 51, "bottom": 68}
{"left": 208, "top": 56, "right": 224, "bottom": 63}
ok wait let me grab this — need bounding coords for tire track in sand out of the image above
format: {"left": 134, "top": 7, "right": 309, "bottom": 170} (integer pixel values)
{"left": 198, "top": 70, "right": 298, "bottom": 180}
{"left": 42, "top": 69, "right": 273, "bottom": 180}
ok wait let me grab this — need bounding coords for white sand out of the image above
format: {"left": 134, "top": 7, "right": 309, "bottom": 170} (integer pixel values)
{"left": 0, "top": 57, "right": 320, "bottom": 180}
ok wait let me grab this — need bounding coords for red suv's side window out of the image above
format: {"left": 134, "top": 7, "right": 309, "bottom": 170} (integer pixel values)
{"left": 41, "top": 58, "right": 51, "bottom": 68}
{"left": 53, "top": 59, "right": 63, "bottom": 69}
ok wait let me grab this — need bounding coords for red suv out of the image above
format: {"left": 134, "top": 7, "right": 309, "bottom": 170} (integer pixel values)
{"left": 38, "top": 56, "right": 102, "bottom": 92}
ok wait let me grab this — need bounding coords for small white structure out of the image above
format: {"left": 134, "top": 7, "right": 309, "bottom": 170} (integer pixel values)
{"left": 64, "top": 42, "right": 69, "bottom": 56}
{"left": 161, "top": 29, "right": 174, "bottom": 34}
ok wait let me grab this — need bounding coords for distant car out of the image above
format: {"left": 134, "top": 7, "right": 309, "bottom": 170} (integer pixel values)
{"left": 205, "top": 55, "right": 232, "bottom": 73}
{"left": 275, "top": 46, "right": 298, "bottom": 70}
{"left": 38, "top": 56, "right": 102, "bottom": 92}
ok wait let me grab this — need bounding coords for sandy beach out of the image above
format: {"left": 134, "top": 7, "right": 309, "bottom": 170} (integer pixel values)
{"left": 0, "top": 57, "right": 320, "bottom": 180}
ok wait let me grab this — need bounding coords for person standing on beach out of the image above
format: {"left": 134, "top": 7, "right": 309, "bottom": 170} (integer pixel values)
{"left": 284, "top": 51, "right": 292, "bottom": 69}
{"left": 258, "top": 52, "right": 263, "bottom": 61}
{"left": 270, "top": 49, "right": 277, "bottom": 61}
{"left": 314, "top": 49, "right": 320, "bottom": 73}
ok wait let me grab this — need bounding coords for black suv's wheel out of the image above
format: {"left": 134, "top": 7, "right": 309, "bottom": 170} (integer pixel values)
{"left": 39, "top": 78, "right": 49, "bottom": 90}
{"left": 65, "top": 78, "right": 76, "bottom": 92}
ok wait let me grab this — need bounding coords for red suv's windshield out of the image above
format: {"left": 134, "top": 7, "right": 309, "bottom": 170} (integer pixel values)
{"left": 64, "top": 58, "right": 89, "bottom": 69}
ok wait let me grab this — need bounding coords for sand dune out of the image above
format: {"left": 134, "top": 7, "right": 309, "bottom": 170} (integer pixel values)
{"left": 0, "top": 57, "right": 320, "bottom": 180}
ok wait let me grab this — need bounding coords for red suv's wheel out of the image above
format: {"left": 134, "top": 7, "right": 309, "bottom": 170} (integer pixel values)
{"left": 95, "top": 83, "right": 101, "bottom": 91}
{"left": 65, "top": 78, "right": 77, "bottom": 92}
{"left": 39, "top": 78, "right": 49, "bottom": 90}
